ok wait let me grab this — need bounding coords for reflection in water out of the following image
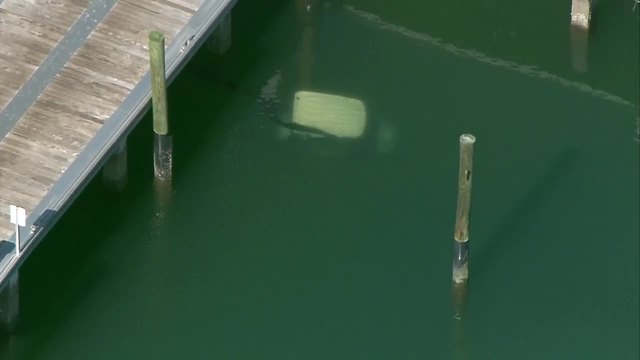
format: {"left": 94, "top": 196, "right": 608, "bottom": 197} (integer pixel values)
{"left": 152, "top": 179, "right": 173, "bottom": 232}
{"left": 297, "top": 0, "right": 317, "bottom": 89}
{"left": 0, "top": 272, "right": 18, "bottom": 333}
{"left": 570, "top": 25, "right": 589, "bottom": 73}
{"left": 375, "top": 118, "right": 397, "bottom": 154}
{"left": 0, "top": 334, "right": 17, "bottom": 360}
{"left": 257, "top": 71, "right": 282, "bottom": 123}
{"left": 142, "top": 179, "right": 174, "bottom": 324}
{"left": 0, "top": 273, "right": 19, "bottom": 359}
{"left": 452, "top": 281, "right": 469, "bottom": 360}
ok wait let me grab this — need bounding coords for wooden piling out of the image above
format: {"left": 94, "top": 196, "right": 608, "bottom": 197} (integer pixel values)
{"left": 451, "top": 135, "right": 474, "bottom": 359}
{"left": 570, "top": 0, "right": 591, "bottom": 30}
{"left": 102, "top": 140, "right": 128, "bottom": 192}
{"left": 453, "top": 134, "right": 475, "bottom": 285}
{"left": 149, "top": 31, "right": 172, "bottom": 182}
{"left": 570, "top": 0, "right": 591, "bottom": 72}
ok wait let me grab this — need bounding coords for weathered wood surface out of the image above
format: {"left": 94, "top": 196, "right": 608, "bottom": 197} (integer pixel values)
{"left": 0, "top": 0, "right": 205, "bottom": 240}
{"left": 0, "top": 0, "right": 88, "bottom": 112}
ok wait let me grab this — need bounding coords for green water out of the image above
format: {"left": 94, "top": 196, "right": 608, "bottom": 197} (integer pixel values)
{"left": 1, "top": 1, "right": 638, "bottom": 358}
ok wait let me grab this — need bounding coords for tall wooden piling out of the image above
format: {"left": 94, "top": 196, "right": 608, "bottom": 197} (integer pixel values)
{"left": 149, "top": 31, "right": 172, "bottom": 182}
{"left": 570, "top": 0, "right": 591, "bottom": 72}
{"left": 451, "top": 134, "right": 474, "bottom": 360}
{"left": 453, "top": 134, "right": 475, "bottom": 286}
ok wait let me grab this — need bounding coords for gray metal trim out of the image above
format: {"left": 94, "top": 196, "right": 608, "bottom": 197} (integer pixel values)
{"left": 0, "top": 0, "right": 237, "bottom": 287}
{"left": 0, "top": 0, "right": 118, "bottom": 139}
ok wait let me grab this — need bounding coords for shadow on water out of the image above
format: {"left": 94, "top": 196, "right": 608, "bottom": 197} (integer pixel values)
{"left": 0, "top": 182, "right": 135, "bottom": 354}
{"left": 472, "top": 148, "right": 578, "bottom": 280}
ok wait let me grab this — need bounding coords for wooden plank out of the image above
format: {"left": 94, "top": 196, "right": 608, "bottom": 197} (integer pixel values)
{"left": 160, "top": 0, "right": 203, "bottom": 12}
{"left": 0, "top": 6, "right": 72, "bottom": 109}
{"left": 1, "top": 134, "right": 71, "bottom": 173}
{"left": 0, "top": 0, "right": 88, "bottom": 30}
{"left": 1, "top": 0, "right": 207, "bottom": 242}
{"left": 0, "top": 139, "right": 67, "bottom": 183}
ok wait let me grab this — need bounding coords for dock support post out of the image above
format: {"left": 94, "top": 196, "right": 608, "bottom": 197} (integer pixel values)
{"left": 453, "top": 134, "right": 475, "bottom": 286}
{"left": 451, "top": 135, "right": 474, "bottom": 358}
{"left": 149, "top": 31, "right": 172, "bottom": 182}
{"left": 207, "top": 15, "right": 232, "bottom": 55}
{"left": 102, "top": 140, "right": 128, "bottom": 192}
{"left": 0, "top": 271, "right": 19, "bottom": 332}
{"left": 570, "top": 0, "right": 591, "bottom": 72}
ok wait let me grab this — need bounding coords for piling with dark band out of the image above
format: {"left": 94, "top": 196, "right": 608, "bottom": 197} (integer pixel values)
{"left": 453, "top": 240, "right": 469, "bottom": 283}
{"left": 452, "top": 134, "right": 475, "bottom": 331}
{"left": 453, "top": 134, "right": 475, "bottom": 285}
{"left": 153, "top": 133, "right": 173, "bottom": 182}
{"left": 149, "top": 31, "right": 173, "bottom": 182}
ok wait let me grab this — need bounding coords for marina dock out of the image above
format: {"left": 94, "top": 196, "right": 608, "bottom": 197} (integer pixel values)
{"left": 0, "top": 0, "right": 235, "bottom": 327}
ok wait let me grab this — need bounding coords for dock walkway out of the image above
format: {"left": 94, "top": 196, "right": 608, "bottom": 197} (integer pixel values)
{"left": 0, "top": 0, "right": 235, "bottom": 314}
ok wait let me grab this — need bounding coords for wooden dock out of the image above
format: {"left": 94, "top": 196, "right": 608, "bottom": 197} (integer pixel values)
{"left": 0, "top": 0, "right": 235, "bottom": 320}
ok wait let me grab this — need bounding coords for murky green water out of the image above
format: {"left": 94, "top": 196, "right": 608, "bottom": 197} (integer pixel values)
{"left": 1, "top": 1, "right": 638, "bottom": 358}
